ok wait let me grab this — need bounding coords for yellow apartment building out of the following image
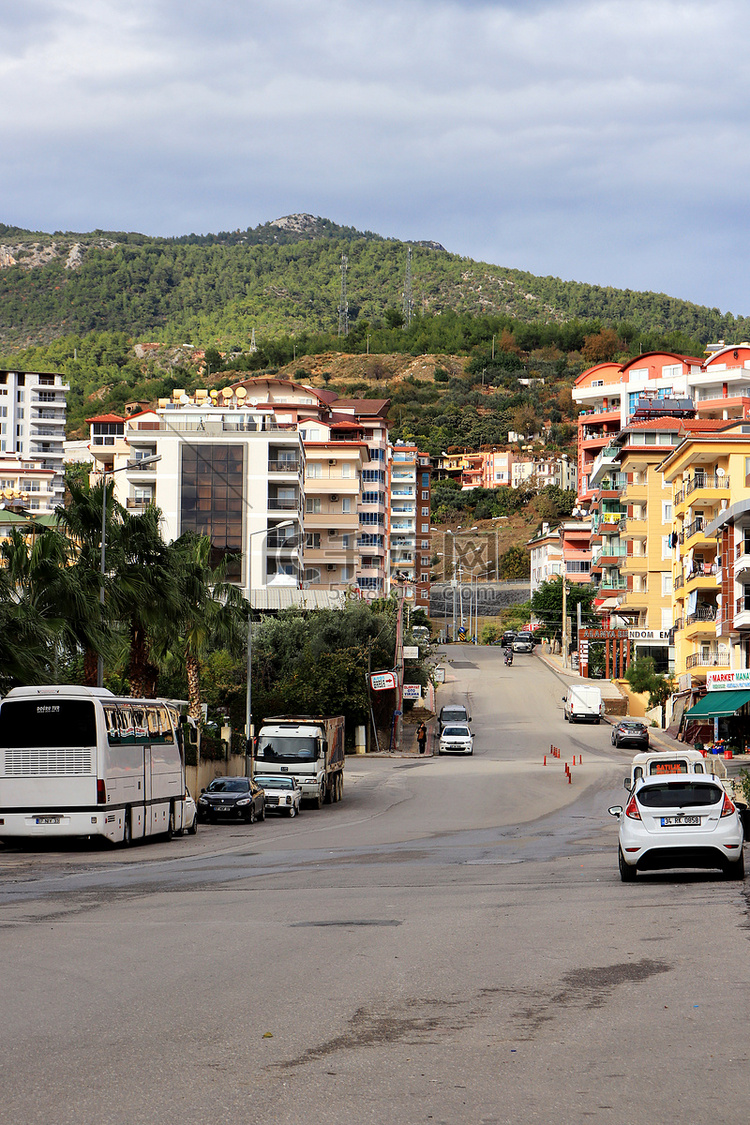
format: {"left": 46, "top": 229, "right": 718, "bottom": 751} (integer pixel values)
{"left": 659, "top": 422, "right": 750, "bottom": 686}
{"left": 303, "top": 438, "right": 370, "bottom": 593}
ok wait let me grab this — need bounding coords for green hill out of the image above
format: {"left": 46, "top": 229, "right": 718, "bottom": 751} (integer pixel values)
{"left": 1, "top": 214, "right": 748, "bottom": 352}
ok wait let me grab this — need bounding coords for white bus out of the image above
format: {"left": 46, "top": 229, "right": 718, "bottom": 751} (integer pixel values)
{"left": 0, "top": 685, "right": 191, "bottom": 846}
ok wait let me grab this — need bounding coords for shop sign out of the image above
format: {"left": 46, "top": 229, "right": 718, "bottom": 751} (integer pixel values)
{"left": 434, "top": 667, "right": 446, "bottom": 683}
{"left": 579, "top": 628, "right": 629, "bottom": 640}
{"left": 370, "top": 671, "right": 397, "bottom": 692}
{"left": 403, "top": 684, "right": 422, "bottom": 701}
{"left": 628, "top": 629, "right": 671, "bottom": 642}
{"left": 403, "top": 646, "right": 419, "bottom": 659}
{"left": 707, "top": 670, "right": 750, "bottom": 691}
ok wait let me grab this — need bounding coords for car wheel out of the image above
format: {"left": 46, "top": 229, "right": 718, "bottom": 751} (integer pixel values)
{"left": 187, "top": 817, "right": 198, "bottom": 836}
{"left": 246, "top": 806, "right": 256, "bottom": 824}
{"left": 725, "top": 851, "right": 745, "bottom": 880}
{"left": 618, "top": 848, "right": 637, "bottom": 882}
{"left": 289, "top": 805, "right": 296, "bottom": 818}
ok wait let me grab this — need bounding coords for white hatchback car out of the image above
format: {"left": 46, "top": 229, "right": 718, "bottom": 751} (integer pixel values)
{"left": 438, "top": 723, "right": 474, "bottom": 756}
{"left": 254, "top": 774, "right": 303, "bottom": 817}
{"left": 608, "top": 775, "right": 744, "bottom": 881}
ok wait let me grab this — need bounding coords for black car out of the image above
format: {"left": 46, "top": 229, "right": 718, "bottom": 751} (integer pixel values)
{"left": 611, "top": 720, "right": 650, "bottom": 749}
{"left": 500, "top": 630, "right": 517, "bottom": 648}
{"left": 197, "top": 776, "right": 266, "bottom": 823}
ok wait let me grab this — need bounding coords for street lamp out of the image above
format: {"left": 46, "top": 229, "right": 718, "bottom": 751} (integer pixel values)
{"left": 245, "top": 519, "right": 295, "bottom": 767}
{"left": 98, "top": 454, "right": 161, "bottom": 687}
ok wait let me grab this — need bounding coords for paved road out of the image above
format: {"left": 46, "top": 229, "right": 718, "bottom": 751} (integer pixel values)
{"left": 2, "top": 647, "right": 749, "bottom": 1125}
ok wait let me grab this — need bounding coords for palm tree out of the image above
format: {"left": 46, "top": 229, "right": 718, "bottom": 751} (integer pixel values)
{"left": 159, "top": 532, "right": 247, "bottom": 721}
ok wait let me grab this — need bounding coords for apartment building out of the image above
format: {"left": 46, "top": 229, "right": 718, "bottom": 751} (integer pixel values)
{"left": 659, "top": 423, "right": 750, "bottom": 686}
{"left": 0, "top": 452, "right": 56, "bottom": 519}
{"left": 303, "top": 429, "right": 369, "bottom": 593}
{"left": 512, "top": 455, "right": 577, "bottom": 492}
{"left": 527, "top": 518, "right": 592, "bottom": 595}
{"left": 0, "top": 369, "right": 68, "bottom": 506}
{"left": 389, "top": 442, "right": 431, "bottom": 610}
{"left": 528, "top": 522, "right": 564, "bottom": 594}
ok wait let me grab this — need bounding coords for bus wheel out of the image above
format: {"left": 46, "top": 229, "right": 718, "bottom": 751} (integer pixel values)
{"left": 122, "top": 812, "right": 132, "bottom": 847}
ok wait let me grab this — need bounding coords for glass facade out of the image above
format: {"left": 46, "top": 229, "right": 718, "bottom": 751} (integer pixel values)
{"left": 180, "top": 444, "right": 244, "bottom": 578}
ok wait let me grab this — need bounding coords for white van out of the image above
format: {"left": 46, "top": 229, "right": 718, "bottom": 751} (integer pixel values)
{"left": 562, "top": 684, "right": 603, "bottom": 724}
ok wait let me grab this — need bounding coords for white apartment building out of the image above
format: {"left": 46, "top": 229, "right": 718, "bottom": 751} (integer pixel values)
{"left": 0, "top": 452, "right": 56, "bottom": 516}
{"left": 0, "top": 369, "right": 68, "bottom": 506}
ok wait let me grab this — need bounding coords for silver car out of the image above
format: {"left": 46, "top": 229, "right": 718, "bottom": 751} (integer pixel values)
{"left": 254, "top": 774, "right": 303, "bottom": 817}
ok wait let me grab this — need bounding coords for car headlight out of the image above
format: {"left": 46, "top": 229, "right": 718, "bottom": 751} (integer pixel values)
{"left": 236, "top": 797, "right": 251, "bottom": 806}
{"left": 198, "top": 797, "right": 207, "bottom": 804}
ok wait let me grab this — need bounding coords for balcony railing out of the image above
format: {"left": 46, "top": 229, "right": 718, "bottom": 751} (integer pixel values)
{"left": 735, "top": 540, "right": 750, "bottom": 559}
{"left": 685, "top": 474, "right": 730, "bottom": 495}
{"left": 679, "top": 517, "right": 705, "bottom": 544}
{"left": 268, "top": 497, "right": 299, "bottom": 510}
{"left": 675, "top": 572, "right": 684, "bottom": 589}
{"left": 686, "top": 653, "right": 728, "bottom": 669}
{"left": 268, "top": 459, "right": 300, "bottom": 472}
{"left": 685, "top": 562, "right": 718, "bottom": 580}
{"left": 736, "top": 596, "right": 750, "bottom": 616}
{"left": 686, "top": 606, "right": 717, "bottom": 626}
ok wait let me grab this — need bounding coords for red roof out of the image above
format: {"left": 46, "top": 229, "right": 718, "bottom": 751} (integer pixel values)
{"left": 87, "top": 413, "right": 125, "bottom": 424}
{"left": 623, "top": 416, "right": 730, "bottom": 432}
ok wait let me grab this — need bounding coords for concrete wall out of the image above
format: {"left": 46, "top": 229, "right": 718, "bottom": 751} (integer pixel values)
{"left": 186, "top": 753, "right": 247, "bottom": 798}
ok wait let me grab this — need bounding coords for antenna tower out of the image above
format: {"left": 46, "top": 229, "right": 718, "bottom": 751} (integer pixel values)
{"left": 402, "top": 246, "right": 413, "bottom": 327}
{"left": 338, "top": 254, "right": 349, "bottom": 337}
{"left": 249, "top": 327, "right": 257, "bottom": 353}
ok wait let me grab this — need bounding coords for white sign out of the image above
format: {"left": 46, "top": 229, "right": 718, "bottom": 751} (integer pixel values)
{"left": 403, "top": 684, "right": 422, "bottom": 701}
{"left": 707, "top": 670, "right": 750, "bottom": 691}
{"left": 628, "top": 629, "right": 671, "bottom": 642}
{"left": 370, "top": 671, "right": 397, "bottom": 692}
{"left": 403, "top": 646, "right": 419, "bottom": 660}
{"left": 434, "top": 667, "right": 446, "bottom": 683}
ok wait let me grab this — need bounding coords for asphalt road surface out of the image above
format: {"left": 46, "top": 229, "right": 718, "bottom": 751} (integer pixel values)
{"left": 2, "top": 646, "right": 749, "bottom": 1125}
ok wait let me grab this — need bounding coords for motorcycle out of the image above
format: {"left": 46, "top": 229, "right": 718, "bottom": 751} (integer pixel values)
{"left": 504, "top": 649, "right": 513, "bottom": 667}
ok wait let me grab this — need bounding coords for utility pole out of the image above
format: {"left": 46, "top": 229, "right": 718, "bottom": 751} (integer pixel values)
{"left": 338, "top": 253, "right": 349, "bottom": 337}
{"left": 402, "top": 247, "right": 413, "bottom": 327}
{"left": 393, "top": 584, "right": 405, "bottom": 753}
{"left": 562, "top": 576, "right": 568, "bottom": 668}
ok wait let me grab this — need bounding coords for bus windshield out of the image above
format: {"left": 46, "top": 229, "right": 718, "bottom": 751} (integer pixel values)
{"left": 0, "top": 699, "right": 97, "bottom": 749}
{"left": 258, "top": 736, "right": 317, "bottom": 762}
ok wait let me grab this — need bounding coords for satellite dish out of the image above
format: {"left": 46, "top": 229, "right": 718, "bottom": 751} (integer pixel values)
{"left": 180, "top": 394, "right": 190, "bottom": 405}
{"left": 716, "top": 467, "right": 725, "bottom": 476}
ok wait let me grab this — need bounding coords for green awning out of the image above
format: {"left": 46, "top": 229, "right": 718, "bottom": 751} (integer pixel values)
{"left": 685, "top": 689, "right": 750, "bottom": 719}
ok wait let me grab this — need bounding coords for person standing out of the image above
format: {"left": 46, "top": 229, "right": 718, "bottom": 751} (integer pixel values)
{"left": 416, "top": 722, "right": 427, "bottom": 754}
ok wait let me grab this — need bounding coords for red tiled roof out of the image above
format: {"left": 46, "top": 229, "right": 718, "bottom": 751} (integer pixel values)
{"left": 86, "top": 413, "right": 125, "bottom": 424}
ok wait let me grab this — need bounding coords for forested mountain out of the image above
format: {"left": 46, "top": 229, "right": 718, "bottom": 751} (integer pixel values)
{"left": 1, "top": 215, "right": 748, "bottom": 352}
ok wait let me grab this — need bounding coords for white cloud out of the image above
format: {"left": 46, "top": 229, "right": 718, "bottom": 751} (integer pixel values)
{"left": 2, "top": 0, "right": 750, "bottom": 311}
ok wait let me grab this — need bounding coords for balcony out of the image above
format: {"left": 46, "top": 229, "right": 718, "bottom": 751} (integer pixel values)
{"left": 268, "top": 497, "right": 300, "bottom": 511}
{"left": 679, "top": 517, "right": 708, "bottom": 546}
{"left": 268, "top": 459, "right": 300, "bottom": 473}
{"left": 734, "top": 596, "right": 750, "bottom": 631}
{"left": 684, "top": 563, "right": 718, "bottom": 596}
{"left": 619, "top": 517, "right": 647, "bottom": 540}
{"left": 598, "top": 575, "right": 628, "bottom": 591}
{"left": 686, "top": 652, "right": 730, "bottom": 670}
{"left": 621, "top": 555, "right": 648, "bottom": 573}
{"left": 684, "top": 473, "right": 731, "bottom": 503}
{"left": 623, "top": 482, "right": 648, "bottom": 503}
{"left": 684, "top": 605, "right": 718, "bottom": 640}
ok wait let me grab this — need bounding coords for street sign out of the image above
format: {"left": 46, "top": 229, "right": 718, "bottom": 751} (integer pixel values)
{"left": 370, "top": 671, "right": 397, "bottom": 692}
{"left": 403, "top": 684, "right": 421, "bottom": 701}
{"left": 403, "top": 646, "right": 419, "bottom": 660}
{"left": 434, "top": 667, "right": 446, "bottom": 683}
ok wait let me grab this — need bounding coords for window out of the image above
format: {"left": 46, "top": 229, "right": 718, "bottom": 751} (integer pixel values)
{"left": 180, "top": 443, "right": 244, "bottom": 579}
{"left": 340, "top": 565, "right": 352, "bottom": 581}
{"left": 420, "top": 590, "right": 429, "bottom": 600}
{"left": 304, "top": 567, "right": 321, "bottom": 584}
{"left": 305, "top": 498, "right": 321, "bottom": 513}
{"left": 421, "top": 506, "right": 429, "bottom": 516}
{"left": 421, "top": 523, "right": 429, "bottom": 533}
{"left": 341, "top": 463, "right": 353, "bottom": 478}
{"left": 420, "top": 572, "right": 429, "bottom": 582}
{"left": 421, "top": 540, "right": 429, "bottom": 549}
{"left": 421, "top": 473, "right": 429, "bottom": 486}
{"left": 661, "top": 608, "right": 673, "bottom": 630}
{"left": 342, "top": 534, "right": 350, "bottom": 548}
{"left": 305, "top": 532, "right": 320, "bottom": 548}
{"left": 342, "top": 497, "right": 352, "bottom": 513}
{"left": 421, "top": 490, "right": 429, "bottom": 500}
{"left": 662, "top": 502, "right": 672, "bottom": 523}
{"left": 566, "top": 560, "right": 590, "bottom": 573}
{"left": 362, "top": 491, "right": 380, "bottom": 504}
{"left": 307, "top": 462, "right": 322, "bottom": 478}
{"left": 662, "top": 535, "right": 672, "bottom": 559}
{"left": 662, "top": 573, "right": 673, "bottom": 595}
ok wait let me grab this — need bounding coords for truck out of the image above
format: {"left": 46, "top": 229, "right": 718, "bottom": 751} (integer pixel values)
{"left": 562, "top": 684, "right": 603, "bottom": 724}
{"left": 626, "top": 750, "right": 749, "bottom": 819}
{"left": 252, "top": 716, "right": 345, "bottom": 807}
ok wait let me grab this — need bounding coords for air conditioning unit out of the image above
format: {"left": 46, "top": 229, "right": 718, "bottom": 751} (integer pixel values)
{"left": 329, "top": 459, "right": 337, "bottom": 465}
{"left": 330, "top": 494, "right": 339, "bottom": 501}
{"left": 329, "top": 529, "right": 338, "bottom": 536}
{"left": 327, "top": 564, "right": 336, "bottom": 571}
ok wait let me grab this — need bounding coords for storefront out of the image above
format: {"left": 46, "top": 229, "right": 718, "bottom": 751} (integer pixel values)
{"left": 682, "top": 671, "right": 750, "bottom": 753}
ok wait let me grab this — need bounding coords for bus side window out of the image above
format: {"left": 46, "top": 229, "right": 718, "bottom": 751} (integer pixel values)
{"left": 132, "top": 707, "right": 148, "bottom": 742}
{"left": 147, "top": 707, "right": 162, "bottom": 742}
{"left": 104, "top": 706, "right": 120, "bottom": 745}
{"left": 158, "top": 706, "right": 175, "bottom": 743}
{"left": 117, "top": 706, "right": 135, "bottom": 745}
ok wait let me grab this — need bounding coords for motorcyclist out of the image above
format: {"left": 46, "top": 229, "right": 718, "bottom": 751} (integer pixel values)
{"left": 505, "top": 647, "right": 513, "bottom": 666}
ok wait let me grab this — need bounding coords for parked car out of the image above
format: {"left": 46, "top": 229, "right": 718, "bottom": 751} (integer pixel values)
{"left": 608, "top": 776, "right": 745, "bottom": 881}
{"left": 500, "top": 630, "right": 517, "bottom": 648}
{"left": 254, "top": 774, "right": 302, "bottom": 817}
{"left": 611, "top": 720, "right": 650, "bottom": 749}
{"left": 183, "top": 791, "right": 198, "bottom": 835}
{"left": 197, "top": 777, "right": 266, "bottom": 824}
{"left": 513, "top": 633, "right": 535, "bottom": 654}
{"left": 439, "top": 723, "right": 474, "bottom": 755}
{"left": 438, "top": 704, "right": 471, "bottom": 732}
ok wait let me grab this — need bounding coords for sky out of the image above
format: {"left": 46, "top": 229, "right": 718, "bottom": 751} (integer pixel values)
{"left": 3, "top": 0, "right": 750, "bottom": 315}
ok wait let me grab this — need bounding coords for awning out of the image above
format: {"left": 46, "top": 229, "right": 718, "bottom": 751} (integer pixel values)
{"left": 684, "top": 689, "right": 750, "bottom": 719}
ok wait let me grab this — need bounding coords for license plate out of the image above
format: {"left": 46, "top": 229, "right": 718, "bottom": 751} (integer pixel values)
{"left": 661, "top": 815, "right": 700, "bottom": 826}
{"left": 35, "top": 816, "right": 60, "bottom": 825}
